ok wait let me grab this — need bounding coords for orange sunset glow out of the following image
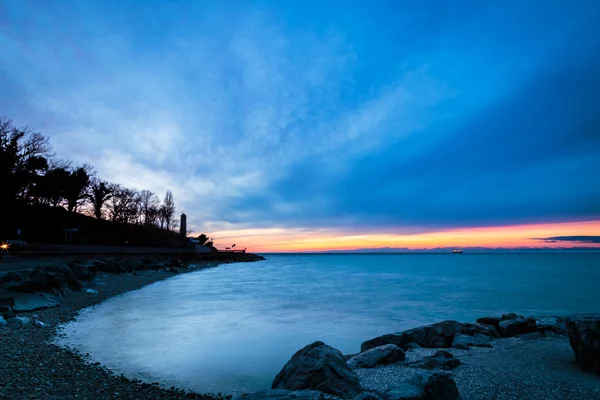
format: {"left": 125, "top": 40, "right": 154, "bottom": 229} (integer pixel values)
{"left": 205, "top": 220, "right": 600, "bottom": 253}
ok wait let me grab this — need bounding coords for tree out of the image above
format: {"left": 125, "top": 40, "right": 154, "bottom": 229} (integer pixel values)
{"left": 63, "top": 165, "right": 92, "bottom": 212}
{"left": 197, "top": 233, "right": 209, "bottom": 245}
{"left": 162, "top": 190, "right": 176, "bottom": 231}
{"left": 87, "top": 178, "right": 116, "bottom": 219}
{"left": 0, "top": 116, "right": 51, "bottom": 206}
{"left": 138, "top": 190, "right": 160, "bottom": 226}
{"left": 106, "top": 186, "right": 138, "bottom": 223}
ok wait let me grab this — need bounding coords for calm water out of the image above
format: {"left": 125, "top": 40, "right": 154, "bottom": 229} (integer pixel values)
{"left": 56, "top": 253, "right": 600, "bottom": 394}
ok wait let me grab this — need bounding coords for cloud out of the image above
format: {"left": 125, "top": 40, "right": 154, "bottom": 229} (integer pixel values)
{"left": 1, "top": 0, "right": 599, "bottom": 237}
{"left": 535, "top": 236, "right": 600, "bottom": 244}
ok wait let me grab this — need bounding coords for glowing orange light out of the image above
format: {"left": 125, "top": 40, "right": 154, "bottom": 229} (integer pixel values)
{"left": 0, "top": 244, "right": 8, "bottom": 250}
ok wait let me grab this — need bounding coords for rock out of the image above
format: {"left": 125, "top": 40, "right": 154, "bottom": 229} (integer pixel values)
{"left": 385, "top": 373, "right": 460, "bottom": 400}
{"left": 419, "top": 373, "right": 460, "bottom": 400}
{"left": 566, "top": 314, "right": 600, "bottom": 376}
{"left": 476, "top": 317, "right": 502, "bottom": 329}
{"left": 167, "top": 267, "right": 179, "bottom": 273}
{"left": 0, "top": 288, "right": 61, "bottom": 311}
{"left": 67, "top": 262, "right": 94, "bottom": 280}
{"left": 0, "top": 316, "right": 6, "bottom": 326}
{"left": 536, "top": 317, "right": 567, "bottom": 335}
{"left": 405, "top": 342, "right": 422, "bottom": 350}
{"left": 348, "top": 345, "right": 406, "bottom": 368}
{"left": 272, "top": 341, "right": 362, "bottom": 399}
{"left": 502, "top": 313, "right": 522, "bottom": 320}
{"left": 452, "top": 333, "right": 493, "bottom": 348}
{"left": 458, "top": 322, "right": 500, "bottom": 338}
{"left": 362, "top": 321, "right": 463, "bottom": 351}
{"left": 407, "top": 350, "right": 461, "bottom": 370}
{"left": 453, "top": 344, "right": 469, "bottom": 350}
{"left": 86, "top": 289, "right": 99, "bottom": 294}
{"left": 238, "top": 389, "right": 338, "bottom": 399}
{"left": 34, "top": 319, "right": 48, "bottom": 327}
{"left": 0, "top": 297, "right": 14, "bottom": 318}
{"left": 383, "top": 382, "right": 422, "bottom": 400}
{"left": 497, "top": 317, "right": 537, "bottom": 337}
{"left": 9, "top": 316, "right": 30, "bottom": 326}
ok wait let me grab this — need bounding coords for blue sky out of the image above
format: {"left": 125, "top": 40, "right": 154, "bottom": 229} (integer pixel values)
{"left": 1, "top": 0, "right": 599, "bottom": 239}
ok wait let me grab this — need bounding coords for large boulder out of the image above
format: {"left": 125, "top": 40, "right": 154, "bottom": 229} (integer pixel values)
{"left": 497, "top": 317, "right": 537, "bottom": 337}
{"left": 406, "top": 350, "right": 460, "bottom": 370}
{"left": 348, "top": 345, "right": 406, "bottom": 369}
{"left": 384, "top": 373, "right": 460, "bottom": 400}
{"left": 272, "top": 341, "right": 362, "bottom": 399}
{"left": 476, "top": 316, "right": 502, "bottom": 329}
{"left": 566, "top": 314, "right": 600, "bottom": 376}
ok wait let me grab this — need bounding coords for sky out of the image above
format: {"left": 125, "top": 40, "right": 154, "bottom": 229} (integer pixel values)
{"left": 1, "top": 0, "right": 599, "bottom": 252}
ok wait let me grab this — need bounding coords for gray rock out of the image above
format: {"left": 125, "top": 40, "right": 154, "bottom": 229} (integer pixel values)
{"left": 452, "top": 333, "right": 493, "bottom": 348}
{"left": 0, "top": 298, "right": 14, "bottom": 318}
{"left": 348, "top": 345, "right": 406, "bottom": 369}
{"left": 361, "top": 321, "right": 464, "bottom": 351}
{"left": 407, "top": 350, "right": 461, "bottom": 370}
{"left": 238, "top": 389, "right": 338, "bottom": 400}
{"left": 497, "top": 317, "right": 537, "bottom": 337}
{"left": 419, "top": 372, "right": 460, "bottom": 400}
{"left": 272, "top": 341, "right": 362, "bottom": 399}
{"left": 9, "top": 316, "right": 30, "bottom": 326}
{"left": 0, "top": 288, "right": 61, "bottom": 312}
{"left": 384, "top": 372, "right": 460, "bottom": 400}
{"left": 535, "top": 317, "right": 567, "bottom": 335}
{"left": 476, "top": 316, "right": 502, "bottom": 329}
{"left": 566, "top": 314, "right": 600, "bottom": 376}
{"left": 383, "top": 382, "right": 422, "bottom": 400}
{"left": 405, "top": 342, "right": 422, "bottom": 350}
{"left": 0, "top": 316, "right": 7, "bottom": 326}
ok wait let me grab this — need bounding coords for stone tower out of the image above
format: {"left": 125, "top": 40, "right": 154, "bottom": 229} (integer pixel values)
{"left": 180, "top": 213, "right": 187, "bottom": 238}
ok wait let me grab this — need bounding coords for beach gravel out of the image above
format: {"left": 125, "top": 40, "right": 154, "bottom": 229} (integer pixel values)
{"left": 356, "top": 336, "right": 600, "bottom": 400}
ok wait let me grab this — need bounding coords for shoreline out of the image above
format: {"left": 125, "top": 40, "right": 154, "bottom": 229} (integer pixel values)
{"left": 1, "top": 257, "right": 599, "bottom": 400}
{"left": 0, "top": 257, "right": 263, "bottom": 400}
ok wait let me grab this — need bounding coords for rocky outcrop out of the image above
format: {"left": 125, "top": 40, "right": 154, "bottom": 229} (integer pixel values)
{"left": 406, "top": 350, "right": 460, "bottom": 370}
{"left": 476, "top": 316, "right": 502, "bottom": 329}
{"left": 566, "top": 314, "right": 600, "bottom": 376}
{"left": 361, "top": 320, "right": 498, "bottom": 352}
{"left": 497, "top": 317, "right": 537, "bottom": 337}
{"left": 272, "top": 341, "right": 362, "bottom": 399}
{"left": 384, "top": 373, "right": 460, "bottom": 400}
{"left": 348, "top": 345, "right": 406, "bottom": 369}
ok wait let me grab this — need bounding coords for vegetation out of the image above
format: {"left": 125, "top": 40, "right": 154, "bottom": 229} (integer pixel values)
{"left": 0, "top": 115, "right": 208, "bottom": 247}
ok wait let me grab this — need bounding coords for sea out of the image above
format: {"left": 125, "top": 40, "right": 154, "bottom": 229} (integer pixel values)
{"left": 55, "top": 253, "right": 600, "bottom": 395}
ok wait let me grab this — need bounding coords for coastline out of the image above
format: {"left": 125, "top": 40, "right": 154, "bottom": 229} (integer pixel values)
{"left": 0, "top": 257, "right": 263, "bottom": 400}
{"left": 1, "top": 255, "right": 599, "bottom": 400}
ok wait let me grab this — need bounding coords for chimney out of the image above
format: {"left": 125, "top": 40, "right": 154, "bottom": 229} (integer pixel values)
{"left": 180, "top": 213, "right": 187, "bottom": 238}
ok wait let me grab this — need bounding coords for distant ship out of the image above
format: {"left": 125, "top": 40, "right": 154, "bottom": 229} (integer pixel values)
{"left": 452, "top": 249, "right": 463, "bottom": 253}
